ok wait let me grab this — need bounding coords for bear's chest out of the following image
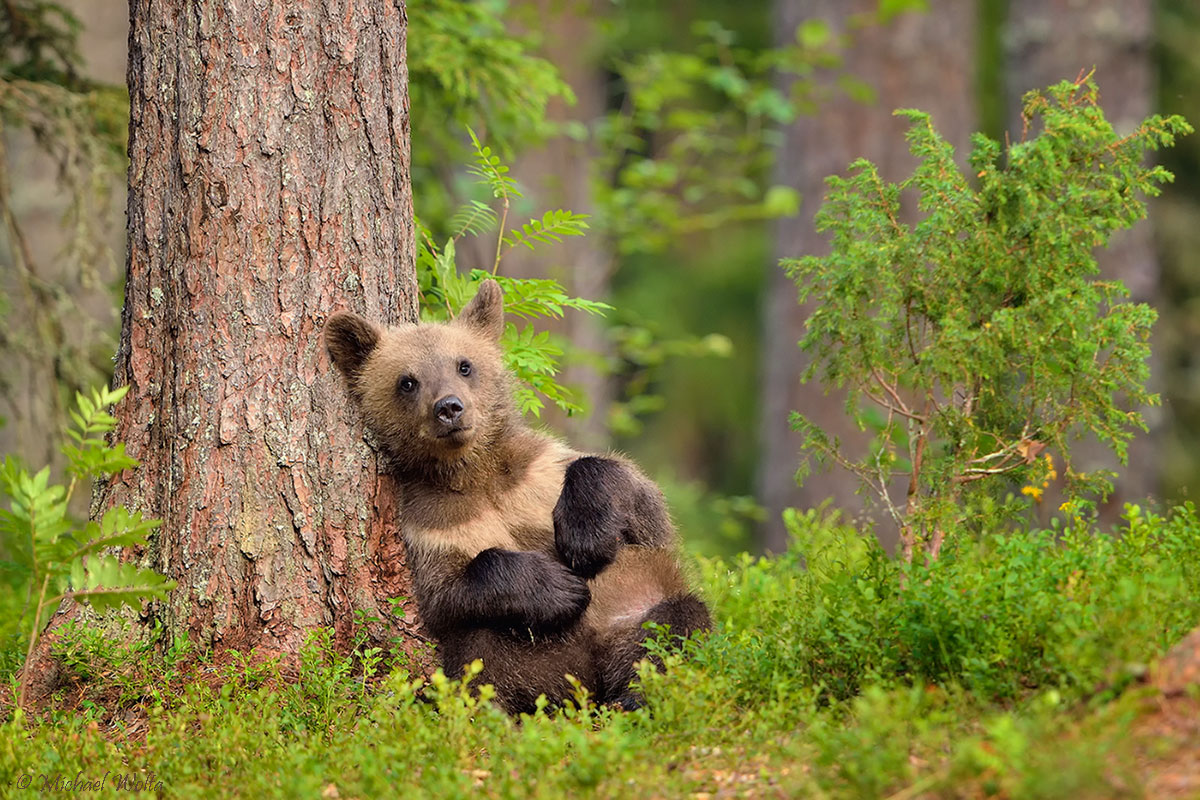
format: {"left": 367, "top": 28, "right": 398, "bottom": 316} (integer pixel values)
{"left": 403, "top": 441, "right": 577, "bottom": 558}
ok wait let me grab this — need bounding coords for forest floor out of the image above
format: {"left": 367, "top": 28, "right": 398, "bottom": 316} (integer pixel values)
{"left": 1135, "top": 695, "right": 1200, "bottom": 799}
{"left": 7, "top": 506, "right": 1200, "bottom": 798}
{"left": 1135, "top": 627, "right": 1200, "bottom": 798}
{"left": 6, "top": 663, "right": 1200, "bottom": 799}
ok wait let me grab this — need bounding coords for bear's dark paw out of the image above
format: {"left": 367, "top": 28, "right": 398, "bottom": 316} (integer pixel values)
{"left": 608, "top": 691, "right": 645, "bottom": 713}
{"left": 530, "top": 558, "right": 592, "bottom": 632}
{"left": 553, "top": 456, "right": 632, "bottom": 579}
{"left": 465, "top": 548, "right": 590, "bottom": 633}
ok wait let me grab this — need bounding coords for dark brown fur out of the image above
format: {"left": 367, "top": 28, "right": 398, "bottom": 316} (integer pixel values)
{"left": 325, "top": 281, "right": 710, "bottom": 713}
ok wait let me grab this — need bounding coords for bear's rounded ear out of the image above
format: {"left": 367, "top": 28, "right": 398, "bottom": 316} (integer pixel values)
{"left": 325, "top": 312, "right": 380, "bottom": 380}
{"left": 457, "top": 279, "right": 504, "bottom": 342}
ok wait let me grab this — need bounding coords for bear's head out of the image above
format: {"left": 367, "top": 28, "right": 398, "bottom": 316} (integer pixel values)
{"left": 325, "top": 280, "right": 513, "bottom": 472}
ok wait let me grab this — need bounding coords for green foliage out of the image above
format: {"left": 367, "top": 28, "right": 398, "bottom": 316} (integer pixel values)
{"left": 695, "top": 503, "right": 1200, "bottom": 707}
{"left": 5, "top": 506, "right": 1197, "bottom": 796}
{"left": 407, "top": 0, "right": 570, "bottom": 150}
{"left": 418, "top": 132, "right": 608, "bottom": 419}
{"left": 406, "top": 0, "right": 571, "bottom": 231}
{"left": 1, "top": 0, "right": 82, "bottom": 85}
{"left": 593, "top": 18, "right": 815, "bottom": 255}
{"left": 784, "top": 77, "right": 1193, "bottom": 558}
{"left": 603, "top": 316, "right": 734, "bottom": 439}
{"left": 0, "top": 385, "right": 174, "bottom": 706}
{"left": 593, "top": 5, "right": 928, "bottom": 256}
{"left": 503, "top": 209, "right": 591, "bottom": 252}
{"left": 0, "top": 1, "right": 128, "bottom": 462}
{"left": 654, "top": 474, "right": 764, "bottom": 558}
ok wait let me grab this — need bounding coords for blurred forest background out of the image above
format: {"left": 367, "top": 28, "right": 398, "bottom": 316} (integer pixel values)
{"left": 2, "top": 0, "right": 1198, "bottom": 557}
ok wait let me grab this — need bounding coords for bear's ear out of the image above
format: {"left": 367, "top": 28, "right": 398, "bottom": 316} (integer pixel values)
{"left": 325, "top": 312, "right": 380, "bottom": 379}
{"left": 457, "top": 279, "right": 504, "bottom": 342}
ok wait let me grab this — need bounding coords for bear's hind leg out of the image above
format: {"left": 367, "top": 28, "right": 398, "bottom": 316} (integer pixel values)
{"left": 597, "top": 593, "right": 711, "bottom": 710}
{"left": 442, "top": 627, "right": 599, "bottom": 716}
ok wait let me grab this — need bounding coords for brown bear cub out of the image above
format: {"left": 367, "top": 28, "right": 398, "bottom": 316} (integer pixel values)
{"left": 325, "top": 280, "right": 710, "bottom": 714}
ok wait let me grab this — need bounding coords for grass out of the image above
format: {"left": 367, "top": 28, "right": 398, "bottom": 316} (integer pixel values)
{"left": 2, "top": 502, "right": 1200, "bottom": 798}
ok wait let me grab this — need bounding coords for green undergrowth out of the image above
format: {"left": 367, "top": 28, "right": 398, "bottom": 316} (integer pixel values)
{"left": 3, "top": 503, "right": 1200, "bottom": 798}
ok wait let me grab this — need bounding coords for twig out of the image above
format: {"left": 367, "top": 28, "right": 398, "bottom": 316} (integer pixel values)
{"left": 870, "top": 366, "right": 912, "bottom": 417}
{"left": 492, "top": 194, "right": 509, "bottom": 276}
{"left": 863, "top": 389, "right": 926, "bottom": 423}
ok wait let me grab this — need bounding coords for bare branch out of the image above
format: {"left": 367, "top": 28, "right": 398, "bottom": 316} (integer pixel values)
{"left": 870, "top": 366, "right": 912, "bottom": 416}
{"left": 863, "top": 388, "right": 927, "bottom": 422}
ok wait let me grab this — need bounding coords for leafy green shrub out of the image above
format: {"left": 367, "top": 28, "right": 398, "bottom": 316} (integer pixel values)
{"left": 0, "top": 385, "right": 174, "bottom": 707}
{"left": 677, "top": 503, "right": 1200, "bottom": 708}
{"left": 785, "top": 76, "right": 1193, "bottom": 559}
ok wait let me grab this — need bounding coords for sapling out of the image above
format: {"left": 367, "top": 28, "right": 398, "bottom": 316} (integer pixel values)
{"left": 785, "top": 75, "right": 1191, "bottom": 560}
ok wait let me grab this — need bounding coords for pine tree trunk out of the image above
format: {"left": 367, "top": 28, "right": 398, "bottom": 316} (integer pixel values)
{"left": 760, "top": 0, "right": 976, "bottom": 552}
{"left": 1006, "top": 0, "right": 1159, "bottom": 519}
{"left": 96, "top": 0, "right": 418, "bottom": 655}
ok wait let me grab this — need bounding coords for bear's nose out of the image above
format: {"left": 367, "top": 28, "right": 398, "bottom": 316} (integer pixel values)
{"left": 434, "top": 395, "right": 464, "bottom": 425}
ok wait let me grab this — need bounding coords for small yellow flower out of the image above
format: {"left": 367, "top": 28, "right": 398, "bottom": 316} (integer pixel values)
{"left": 1043, "top": 453, "right": 1059, "bottom": 481}
{"left": 1021, "top": 485, "right": 1044, "bottom": 503}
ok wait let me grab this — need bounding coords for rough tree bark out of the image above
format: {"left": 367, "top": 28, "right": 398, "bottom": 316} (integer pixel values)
{"left": 759, "top": 0, "right": 976, "bottom": 552}
{"left": 1005, "top": 0, "right": 1160, "bottom": 518}
{"left": 88, "top": 0, "right": 419, "bottom": 656}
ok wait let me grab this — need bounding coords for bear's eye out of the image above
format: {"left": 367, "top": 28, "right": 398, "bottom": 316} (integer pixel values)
{"left": 458, "top": 360, "right": 472, "bottom": 378}
{"left": 397, "top": 376, "right": 418, "bottom": 394}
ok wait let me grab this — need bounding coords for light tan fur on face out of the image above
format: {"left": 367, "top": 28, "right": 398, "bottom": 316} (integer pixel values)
{"left": 354, "top": 324, "right": 511, "bottom": 470}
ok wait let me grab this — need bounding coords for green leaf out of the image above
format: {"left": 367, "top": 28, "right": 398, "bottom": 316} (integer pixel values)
{"left": 502, "top": 209, "right": 590, "bottom": 252}
{"left": 466, "top": 126, "right": 522, "bottom": 200}
{"left": 68, "top": 555, "right": 176, "bottom": 612}
{"left": 449, "top": 199, "right": 499, "bottom": 239}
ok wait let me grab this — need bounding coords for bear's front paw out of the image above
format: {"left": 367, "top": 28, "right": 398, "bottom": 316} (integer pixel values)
{"left": 553, "top": 457, "right": 632, "bottom": 579}
{"left": 467, "top": 549, "right": 591, "bottom": 634}
{"left": 530, "top": 557, "right": 592, "bottom": 632}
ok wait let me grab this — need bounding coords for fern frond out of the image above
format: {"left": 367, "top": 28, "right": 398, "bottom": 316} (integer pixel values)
{"left": 68, "top": 506, "right": 161, "bottom": 562}
{"left": 501, "top": 323, "right": 584, "bottom": 417}
{"left": 502, "top": 210, "right": 590, "bottom": 251}
{"left": 63, "top": 384, "right": 136, "bottom": 478}
{"left": 67, "top": 555, "right": 176, "bottom": 612}
{"left": 492, "top": 275, "right": 612, "bottom": 321}
{"left": 450, "top": 199, "right": 499, "bottom": 239}
{"left": 467, "top": 127, "right": 522, "bottom": 200}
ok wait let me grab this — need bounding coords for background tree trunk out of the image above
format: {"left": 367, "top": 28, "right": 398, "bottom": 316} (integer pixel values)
{"left": 1158, "top": 0, "right": 1200, "bottom": 500}
{"left": 96, "top": 0, "right": 419, "bottom": 655}
{"left": 0, "top": 0, "right": 127, "bottom": 517}
{"left": 505, "top": 0, "right": 612, "bottom": 452}
{"left": 759, "top": 0, "right": 977, "bottom": 552}
{"left": 1005, "top": 0, "right": 1159, "bottom": 520}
